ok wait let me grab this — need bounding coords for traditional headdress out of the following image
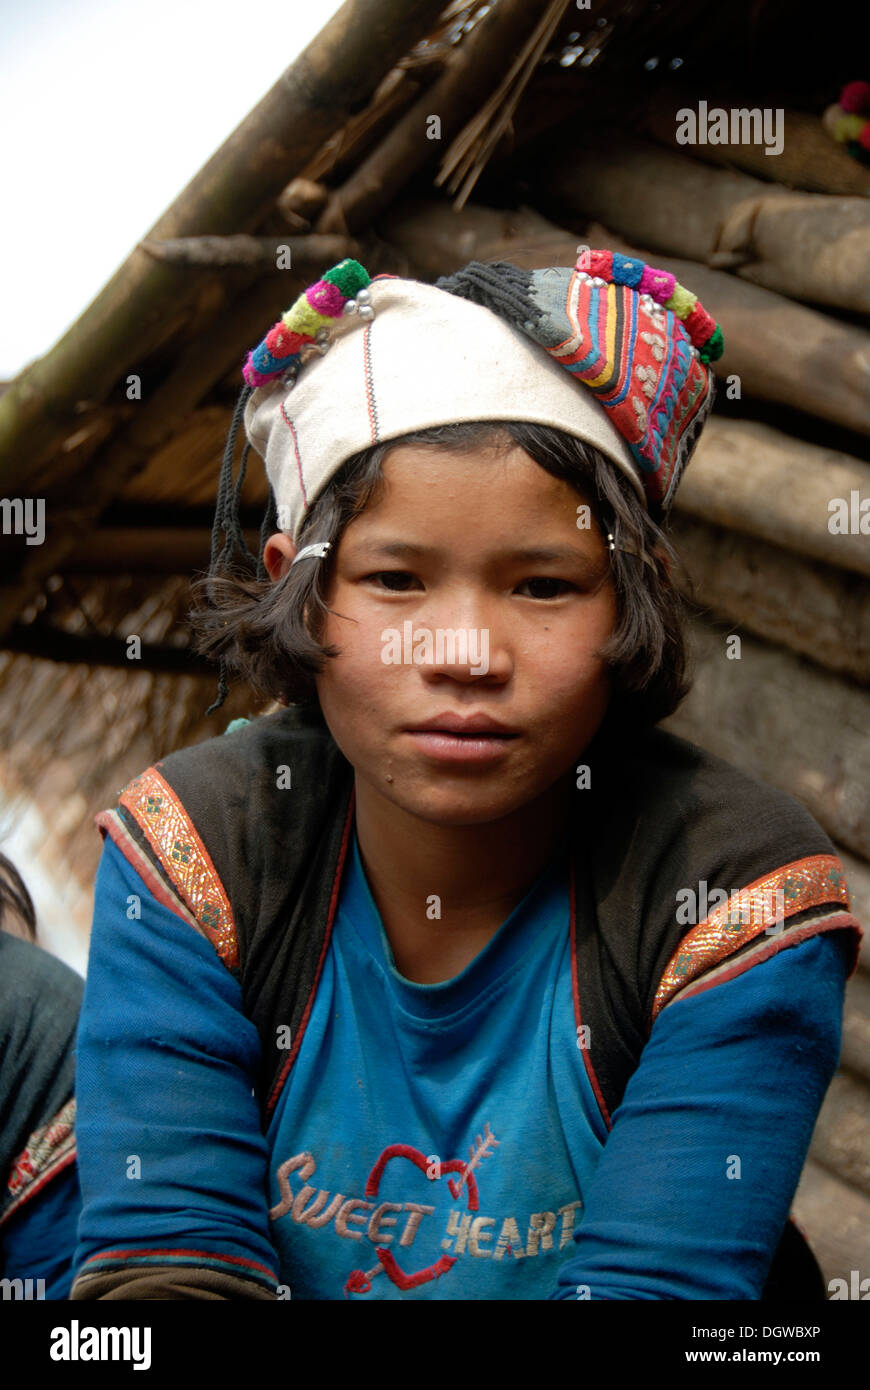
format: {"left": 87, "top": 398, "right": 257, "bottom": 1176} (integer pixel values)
{"left": 206, "top": 249, "right": 723, "bottom": 709}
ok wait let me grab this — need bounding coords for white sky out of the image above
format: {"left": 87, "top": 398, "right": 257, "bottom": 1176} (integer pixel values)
{"left": 0, "top": 0, "right": 345, "bottom": 379}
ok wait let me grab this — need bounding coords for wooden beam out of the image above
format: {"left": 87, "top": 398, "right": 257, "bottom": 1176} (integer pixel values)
{"left": 661, "top": 618, "right": 870, "bottom": 860}
{"left": 645, "top": 87, "right": 870, "bottom": 199}
{"left": 535, "top": 133, "right": 870, "bottom": 315}
{"left": 61, "top": 527, "right": 262, "bottom": 574}
{"left": 139, "top": 233, "right": 357, "bottom": 269}
{"left": 670, "top": 513, "right": 870, "bottom": 686}
{"left": 0, "top": 0, "right": 450, "bottom": 480}
{"left": 2, "top": 623, "right": 214, "bottom": 674}
{"left": 677, "top": 417, "right": 870, "bottom": 580}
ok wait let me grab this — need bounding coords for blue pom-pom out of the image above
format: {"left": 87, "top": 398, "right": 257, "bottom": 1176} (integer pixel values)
{"left": 611, "top": 254, "right": 645, "bottom": 288}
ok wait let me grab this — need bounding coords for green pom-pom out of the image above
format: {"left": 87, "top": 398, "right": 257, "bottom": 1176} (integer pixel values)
{"left": 223, "top": 717, "right": 251, "bottom": 736}
{"left": 323, "top": 258, "right": 370, "bottom": 296}
{"left": 700, "top": 325, "right": 724, "bottom": 363}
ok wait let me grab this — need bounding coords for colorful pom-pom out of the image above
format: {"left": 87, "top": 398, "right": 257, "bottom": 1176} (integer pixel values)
{"left": 284, "top": 295, "right": 334, "bottom": 338}
{"left": 611, "top": 253, "right": 644, "bottom": 288}
{"left": 305, "top": 279, "right": 345, "bottom": 318}
{"left": 587, "top": 249, "right": 613, "bottom": 279}
{"left": 834, "top": 112, "right": 867, "bottom": 141}
{"left": 699, "top": 325, "right": 724, "bottom": 363}
{"left": 840, "top": 80, "right": 870, "bottom": 115}
{"left": 242, "top": 351, "right": 275, "bottom": 389}
{"left": 683, "top": 304, "right": 717, "bottom": 348}
{"left": 265, "top": 322, "right": 308, "bottom": 359}
{"left": 322, "top": 258, "right": 370, "bottom": 297}
{"left": 639, "top": 265, "right": 676, "bottom": 304}
{"left": 252, "top": 341, "right": 295, "bottom": 375}
{"left": 665, "top": 284, "right": 698, "bottom": 319}
{"left": 860, "top": 122, "right": 870, "bottom": 152}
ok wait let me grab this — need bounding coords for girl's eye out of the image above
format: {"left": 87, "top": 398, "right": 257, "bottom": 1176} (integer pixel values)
{"left": 363, "top": 573, "right": 576, "bottom": 598}
{"left": 517, "top": 577, "right": 575, "bottom": 599}
{"left": 365, "top": 570, "right": 420, "bottom": 591}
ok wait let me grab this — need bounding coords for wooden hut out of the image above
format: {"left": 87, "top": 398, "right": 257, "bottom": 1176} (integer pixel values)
{"left": 1, "top": 0, "right": 867, "bottom": 1288}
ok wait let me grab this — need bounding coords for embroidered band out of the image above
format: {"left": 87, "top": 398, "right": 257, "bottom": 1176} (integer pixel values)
{"left": 651, "top": 852, "right": 852, "bottom": 1023}
{"left": 1, "top": 1097, "right": 77, "bottom": 1226}
{"left": 116, "top": 767, "right": 239, "bottom": 973}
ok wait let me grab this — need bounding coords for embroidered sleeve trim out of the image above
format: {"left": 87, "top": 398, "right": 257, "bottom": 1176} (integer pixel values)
{"left": 101, "top": 765, "right": 239, "bottom": 974}
{"left": 657, "top": 910, "right": 861, "bottom": 1018}
{"left": 1, "top": 1097, "right": 77, "bottom": 1227}
{"left": 650, "top": 852, "right": 856, "bottom": 1025}
{"left": 78, "top": 1247, "right": 277, "bottom": 1295}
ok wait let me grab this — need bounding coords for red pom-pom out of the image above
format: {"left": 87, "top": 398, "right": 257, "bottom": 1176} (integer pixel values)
{"left": 587, "top": 249, "right": 613, "bottom": 280}
{"left": 859, "top": 121, "right": 870, "bottom": 152}
{"left": 840, "top": 81, "right": 870, "bottom": 115}
{"left": 683, "top": 303, "right": 716, "bottom": 347}
{"left": 266, "top": 323, "right": 306, "bottom": 359}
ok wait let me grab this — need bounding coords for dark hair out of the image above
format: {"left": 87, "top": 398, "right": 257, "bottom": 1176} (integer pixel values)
{"left": 0, "top": 849, "right": 37, "bottom": 940}
{"left": 189, "top": 420, "right": 695, "bottom": 729}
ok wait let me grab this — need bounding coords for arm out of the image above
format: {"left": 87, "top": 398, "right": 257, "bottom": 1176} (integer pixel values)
{"left": 549, "top": 929, "right": 850, "bottom": 1300}
{"left": 70, "top": 836, "right": 279, "bottom": 1300}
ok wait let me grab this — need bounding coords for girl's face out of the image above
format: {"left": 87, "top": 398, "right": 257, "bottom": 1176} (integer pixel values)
{"left": 272, "top": 441, "right": 619, "bottom": 828}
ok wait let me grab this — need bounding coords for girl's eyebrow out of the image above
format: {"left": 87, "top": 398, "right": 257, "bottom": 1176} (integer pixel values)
{"left": 348, "top": 539, "right": 605, "bottom": 575}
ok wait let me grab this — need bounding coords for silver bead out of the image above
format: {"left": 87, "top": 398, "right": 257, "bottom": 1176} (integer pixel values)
{"left": 358, "top": 304, "right": 374, "bottom": 320}
{"left": 591, "top": 276, "right": 606, "bottom": 287}
{"left": 342, "top": 299, "right": 357, "bottom": 315}
{"left": 315, "top": 328, "right": 330, "bottom": 344}
{"left": 356, "top": 287, "right": 372, "bottom": 305}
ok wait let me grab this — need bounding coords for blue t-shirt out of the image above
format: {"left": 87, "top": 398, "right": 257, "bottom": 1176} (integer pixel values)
{"left": 71, "top": 830, "right": 849, "bottom": 1300}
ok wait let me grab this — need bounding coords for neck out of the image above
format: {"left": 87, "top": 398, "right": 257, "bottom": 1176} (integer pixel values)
{"left": 352, "top": 771, "right": 577, "bottom": 983}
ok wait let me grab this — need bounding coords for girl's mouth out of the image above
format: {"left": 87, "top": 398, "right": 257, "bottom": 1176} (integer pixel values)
{"left": 404, "top": 730, "right": 518, "bottom": 763}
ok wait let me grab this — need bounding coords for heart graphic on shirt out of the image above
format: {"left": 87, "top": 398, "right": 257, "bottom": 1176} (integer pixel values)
{"left": 344, "top": 1142, "right": 479, "bottom": 1295}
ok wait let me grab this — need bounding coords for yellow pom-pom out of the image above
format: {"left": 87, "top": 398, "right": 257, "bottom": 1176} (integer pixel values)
{"left": 283, "top": 295, "right": 333, "bottom": 337}
{"left": 835, "top": 112, "right": 867, "bottom": 142}
{"left": 664, "top": 285, "right": 697, "bottom": 319}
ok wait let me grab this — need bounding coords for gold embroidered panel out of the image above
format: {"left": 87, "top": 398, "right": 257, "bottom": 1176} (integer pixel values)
{"left": 651, "top": 853, "right": 851, "bottom": 1024}
{"left": 119, "top": 766, "right": 239, "bottom": 973}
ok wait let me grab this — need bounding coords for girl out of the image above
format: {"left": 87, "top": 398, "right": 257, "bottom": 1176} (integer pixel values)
{"left": 69, "top": 254, "right": 861, "bottom": 1300}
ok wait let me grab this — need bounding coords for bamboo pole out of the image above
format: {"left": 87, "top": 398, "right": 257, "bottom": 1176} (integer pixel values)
{"left": 0, "top": 0, "right": 449, "bottom": 480}
{"left": 315, "top": 0, "right": 555, "bottom": 235}
{"left": 140, "top": 233, "right": 356, "bottom": 269}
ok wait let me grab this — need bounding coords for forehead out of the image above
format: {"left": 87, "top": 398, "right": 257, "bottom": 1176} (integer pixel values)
{"left": 357, "top": 440, "right": 598, "bottom": 523}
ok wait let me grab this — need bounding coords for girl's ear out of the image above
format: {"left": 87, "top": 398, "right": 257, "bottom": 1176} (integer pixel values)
{"left": 264, "top": 533, "right": 297, "bottom": 582}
